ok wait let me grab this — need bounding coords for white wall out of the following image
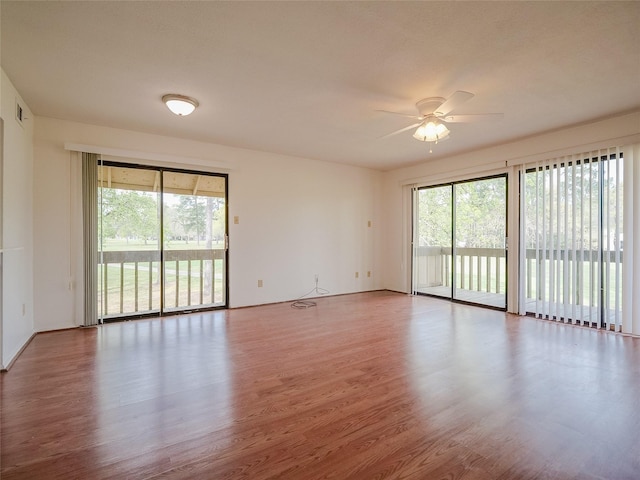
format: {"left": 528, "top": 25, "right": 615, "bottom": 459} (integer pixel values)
{"left": 381, "top": 111, "right": 640, "bottom": 308}
{"left": 34, "top": 117, "right": 383, "bottom": 331}
{"left": 28, "top": 102, "right": 640, "bottom": 333}
{"left": 1, "top": 69, "right": 35, "bottom": 368}
{"left": 230, "top": 150, "right": 381, "bottom": 307}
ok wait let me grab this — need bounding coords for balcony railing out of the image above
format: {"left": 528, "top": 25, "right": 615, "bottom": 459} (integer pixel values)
{"left": 414, "top": 246, "right": 506, "bottom": 294}
{"left": 97, "top": 249, "right": 226, "bottom": 318}
{"left": 99, "top": 245, "right": 621, "bottom": 320}
{"left": 523, "top": 248, "right": 622, "bottom": 302}
{"left": 415, "top": 246, "right": 623, "bottom": 317}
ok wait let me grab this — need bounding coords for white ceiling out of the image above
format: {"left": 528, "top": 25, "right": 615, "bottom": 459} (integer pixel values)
{"left": 2, "top": 1, "right": 639, "bottom": 171}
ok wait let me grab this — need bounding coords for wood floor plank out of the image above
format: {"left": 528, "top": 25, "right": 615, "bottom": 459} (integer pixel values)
{"left": 2, "top": 291, "right": 639, "bottom": 479}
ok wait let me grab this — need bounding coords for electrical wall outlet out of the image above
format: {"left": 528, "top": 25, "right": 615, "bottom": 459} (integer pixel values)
{"left": 257, "top": 279, "right": 263, "bottom": 287}
{"left": 355, "top": 272, "right": 359, "bottom": 279}
{"left": 367, "top": 271, "right": 371, "bottom": 277}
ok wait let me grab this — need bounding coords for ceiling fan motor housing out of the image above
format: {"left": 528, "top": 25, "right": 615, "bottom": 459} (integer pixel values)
{"left": 416, "top": 97, "right": 446, "bottom": 116}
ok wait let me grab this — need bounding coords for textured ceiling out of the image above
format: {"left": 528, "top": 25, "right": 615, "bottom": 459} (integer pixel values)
{"left": 2, "top": 1, "right": 639, "bottom": 170}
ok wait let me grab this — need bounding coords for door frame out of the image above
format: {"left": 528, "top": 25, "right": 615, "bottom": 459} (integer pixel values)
{"left": 97, "top": 160, "right": 229, "bottom": 321}
{"left": 412, "top": 173, "right": 508, "bottom": 311}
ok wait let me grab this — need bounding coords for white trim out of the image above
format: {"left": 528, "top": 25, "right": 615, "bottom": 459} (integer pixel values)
{"left": 402, "top": 184, "right": 415, "bottom": 294}
{"left": 64, "top": 142, "right": 232, "bottom": 173}
{"left": 410, "top": 186, "right": 417, "bottom": 295}
{"left": 401, "top": 162, "right": 507, "bottom": 188}
{"left": 0, "top": 247, "right": 24, "bottom": 252}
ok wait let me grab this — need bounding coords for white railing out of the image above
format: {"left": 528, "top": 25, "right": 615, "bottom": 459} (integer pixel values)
{"left": 415, "top": 246, "right": 623, "bottom": 321}
{"left": 414, "top": 246, "right": 506, "bottom": 294}
{"left": 98, "top": 249, "right": 226, "bottom": 318}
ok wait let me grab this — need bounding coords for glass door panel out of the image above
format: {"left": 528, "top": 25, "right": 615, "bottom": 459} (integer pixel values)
{"left": 415, "top": 185, "right": 452, "bottom": 298}
{"left": 162, "top": 171, "right": 227, "bottom": 312}
{"left": 97, "top": 165, "right": 161, "bottom": 319}
{"left": 413, "top": 175, "right": 507, "bottom": 310}
{"left": 453, "top": 177, "right": 507, "bottom": 308}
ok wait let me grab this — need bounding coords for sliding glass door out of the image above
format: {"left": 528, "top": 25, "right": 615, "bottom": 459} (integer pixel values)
{"left": 98, "top": 165, "right": 162, "bottom": 318}
{"left": 522, "top": 150, "right": 623, "bottom": 328}
{"left": 413, "top": 175, "right": 507, "bottom": 309}
{"left": 454, "top": 177, "right": 507, "bottom": 308}
{"left": 97, "top": 163, "right": 227, "bottom": 321}
{"left": 162, "top": 171, "right": 227, "bottom": 312}
{"left": 413, "top": 185, "right": 452, "bottom": 299}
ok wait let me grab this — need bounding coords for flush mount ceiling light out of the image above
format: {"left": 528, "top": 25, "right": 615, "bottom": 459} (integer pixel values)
{"left": 162, "top": 94, "right": 199, "bottom": 116}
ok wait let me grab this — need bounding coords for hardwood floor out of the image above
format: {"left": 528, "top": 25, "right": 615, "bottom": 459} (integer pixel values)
{"left": 2, "top": 291, "right": 639, "bottom": 479}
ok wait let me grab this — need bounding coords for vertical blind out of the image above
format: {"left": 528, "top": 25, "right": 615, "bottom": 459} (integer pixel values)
{"left": 623, "top": 143, "right": 640, "bottom": 336}
{"left": 82, "top": 152, "right": 100, "bottom": 326}
{"left": 522, "top": 147, "right": 623, "bottom": 330}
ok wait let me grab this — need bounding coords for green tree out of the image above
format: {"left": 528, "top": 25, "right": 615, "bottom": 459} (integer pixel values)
{"left": 417, "top": 177, "right": 506, "bottom": 249}
{"left": 99, "top": 189, "right": 159, "bottom": 245}
{"left": 417, "top": 186, "right": 451, "bottom": 247}
{"left": 455, "top": 178, "right": 505, "bottom": 248}
{"left": 174, "top": 196, "right": 205, "bottom": 244}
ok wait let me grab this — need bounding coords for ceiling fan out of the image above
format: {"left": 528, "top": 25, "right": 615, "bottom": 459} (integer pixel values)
{"left": 378, "top": 91, "right": 503, "bottom": 152}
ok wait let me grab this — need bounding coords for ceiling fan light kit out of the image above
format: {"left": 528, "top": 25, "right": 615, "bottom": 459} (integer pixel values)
{"left": 412, "top": 119, "right": 450, "bottom": 143}
{"left": 379, "top": 91, "right": 503, "bottom": 153}
{"left": 162, "top": 94, "right": 199, "bottom": 116}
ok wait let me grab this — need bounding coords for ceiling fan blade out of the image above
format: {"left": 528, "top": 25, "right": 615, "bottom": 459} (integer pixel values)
{"left": 375, "top": 109, "right": 422, "bottom": 120}
{"left": 442, "top": 113, "right": 504, "bottom": 123}
{"left": 434, "top": 91, "right": 474, "bottom": 116}
{"left": 379, "top": 122, "right": 422, "bottom": 139}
